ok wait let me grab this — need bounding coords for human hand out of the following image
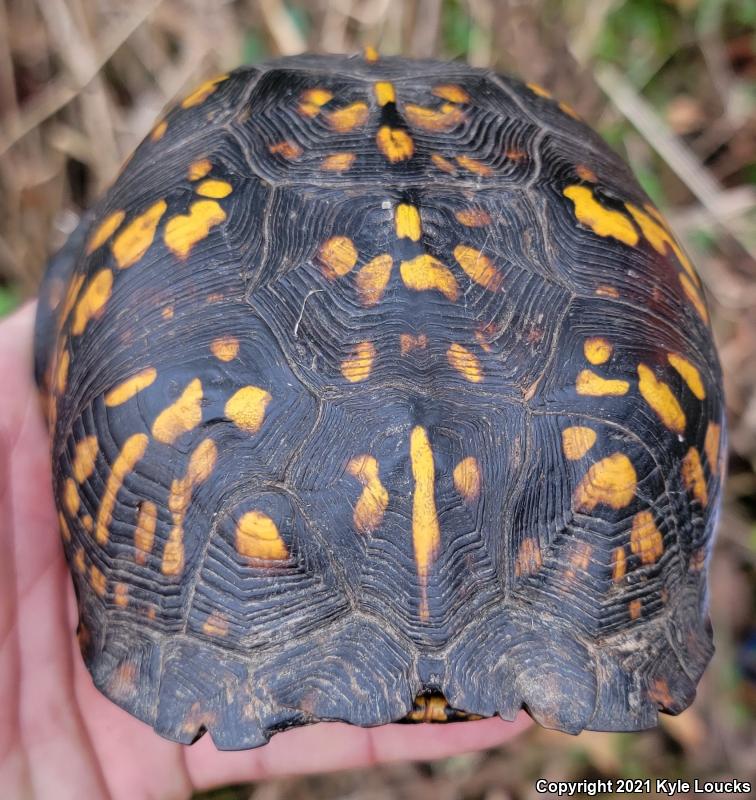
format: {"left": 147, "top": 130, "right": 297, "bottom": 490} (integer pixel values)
{"left": 0, "top": 302, "right": 531, "bottom": 800}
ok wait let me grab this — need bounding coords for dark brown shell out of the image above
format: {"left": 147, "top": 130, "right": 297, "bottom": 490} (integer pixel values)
{"left": 34, "top": 53, "right": 725, "bottom": 748}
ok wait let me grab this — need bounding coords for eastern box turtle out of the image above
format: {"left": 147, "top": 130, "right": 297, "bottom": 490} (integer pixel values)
{"left": 34, "top": 53, "right": 725, "bottom": 748}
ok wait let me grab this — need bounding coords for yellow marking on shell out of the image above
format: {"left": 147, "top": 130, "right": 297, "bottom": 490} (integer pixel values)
{"left": 377, "top": 126, "right": 414, "bottom": 162}
{"left": 321, "top": 152, "right": 356, "bottom": 172}
{"left": 112, "top": 200, "right": 167, "bottom": 269}
{"left": 515, "top": 538, "right": 542, "bottom": 577}
{"left": 81, "top": 514, "right": 93, "bottom": 532}
{"left": 134, "top": 500, "right": 157, "bottom": 565}
{"left": 163, "top": 438, "right": 217, "bottom": 575}
{"left": 527, "top": 82, "right": 551, "bottom": 98}
{"left": 152, "top": 378, "right": 203, "bottom": 444}
{"left": 447, "top": 343, "right": 483, "bottom": 383}
{"left": 453, "top": 245, "right": 503, "bottom": 291}
{"left": 55, "top": 349, "right": 70, "bottom": 394}
{"left": 576, "top": 164, "right": 597, "bottom": 182}
{"left": 455, "top": 208, "right": 491, "bottom": 227}
{"left": 563, "top": 186, "right": 638, "bottom": 246}
{"left": 431, "top": 153, "right": 456, "bottom": 173}
{"left": 181, "top": 74, "right": 228, "bottom": 108}
{"left": 629, "top": 598, "right": 642, "bottom": 620}
{"left": 682, "top": 447, "right": 708, "bottom": 506}
{"left": 406, "top": 694, "right": 452, "bottom": 722}
{"left": 74, "top": 547, "right": 86, "bottom": 574}
{"left": 72, "top": 436, "right": 98, "bottom": 483}
{"left": 433, "top": 84, "right": 469, "bottom": 103}
{"left": 164, "top": 200, "right": 226, "bottom": 260}
{"left": 576, "top": 369, "right": 629, "bottom": 396}
{"left": 196, "top": 179, "right": 232, "bottom": 198}
{"left": 268, "top": 140, "right": 303, "bottom": 159}
{"left": 574, "top": 453, "right": 637, "bottom": 512}
{"left": 341, "top": 341, "right": 376, "bottom": 383}
{"left": 86, "top": 211, "right": 125, "bottom": 254}
{"left": 596, "top": 284, "right": 620, "bottom": 298}
{"left": 405, "top": 102, "right": 465, "bottom": 132}
{"left": 58, "top": 512, "right": 71, "bottom": 543}
{"left": 630, "top": 510, "right": 664, "bottom": 564}
{"left": 455, "top": 155, "right": 492, "bottom": 176}
{"left": 202, "top": 612, "right": 229, "bottom": 637}
{"left": 236, "top": 511, "right": 288, "bottom": 561}
{"left": 188, "top": 159, "right": 212, "bottom": 180}
{"left": 327, "top": 101, "right": 369, "bottom": 132}
{"left": 704, "top": 422, "right": 721, "bottom": 477}
{"left": 561, "top": 426, "right": 597, "bottom": 460}
{"left": 625, "top": 203, "right": 696, "bottom": 280}
{"left": 210, "top": 335, "right": 239, "bottom": 362}
{"left": 678, "top": 273, "right": 709, "bottom": 324}
{"left": 400, "top": 254, "right": 459, "bottom": 301}
{"left": 395, "top": 204, "right": 421, "bottom": 241}
{"left": 90, "top": 565, "right": 106, "bottom": 597}
{"left": 224, "top": 385, "right": 271, "bottom": 433}
{"left": 410, "top": 426, "right": 441, "bottom": 620}
{"left": 299, "top": 88, "right": 333, "bottom": 117}
{"left": 105, "top": 367, "right": 157, "bottom": 407}
{"left": 95, "top": 434, "right": 149, "bottom": 545}
{"left": 559, "top": 101, "right": 580, "bottom": 119}
{"left": 667, "top": 352, "right": 705, "bottom": 400}
{"left": 637, "top": 363, "right": 686, "bottom": 435}
{"left": 113, "top": 583, "right": 128, "bottom": 608}
{"left": 347, "top": 454, "right": 389, "bottom": 533}
{"left": 364, "top": 45, "right": 379, "bottom": 62}
{"left": 453, "top": 457, "right": 481, "bottom": 502}
{"left": 63, "top": 478, "right": 80, "bottom": 516}
{"left": 584, "top": 337, "right": 612, "bottom": 365}
{"left": 71, "top": 270, "right": 113, "bottom": 335}
{"left": 60, "top": 273, "right": 86, "bottom": 326}
{"left": 374, "top": 81, "right": 396, "bottom": 106}
{"left": 356, "top": 253, "right": 393, "bottom": 306}
{"left": 150, "top": 120, "right": 168, "bottom": 141}
{"left": 400, "top": 333, "right": 428, "bottom": 355}
{"left": 611, "top": 547, "right": 626, "bottom": 582}
{"left": 319, "top": 236, "right": 358, "bottom": 279}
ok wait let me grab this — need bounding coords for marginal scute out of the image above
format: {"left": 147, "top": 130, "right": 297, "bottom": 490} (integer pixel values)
{"left": 704, "top": 422, "right": 721, "bottom": 476}
{"left": 667, "top": 352, "right": 706, "bottom": 400}
{"left": 681, "top": 447, "right": 708, "bottom": 507}
{"left": 181, "top": 74, "right": 228, "bottom": 108}
{"left": 72, "top": 435, "right": 98, "bottom": 482}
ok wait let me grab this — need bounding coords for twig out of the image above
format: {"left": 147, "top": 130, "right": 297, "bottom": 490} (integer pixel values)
{"left": 258, "top": 0, "right": 307, "bottom": 55}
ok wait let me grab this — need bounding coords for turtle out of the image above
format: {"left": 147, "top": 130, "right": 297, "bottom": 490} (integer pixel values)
{"left": 34, "top": 52, "right": 725, "bottom": 749}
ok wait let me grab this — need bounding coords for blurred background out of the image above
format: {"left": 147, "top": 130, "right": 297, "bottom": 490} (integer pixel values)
{"left": 1, "top": 0, "right": 754, "bottom": 797}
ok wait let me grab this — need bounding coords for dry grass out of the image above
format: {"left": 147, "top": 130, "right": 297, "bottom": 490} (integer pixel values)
{"left": 1, "top": 1, "right": 754, "bottom": 797}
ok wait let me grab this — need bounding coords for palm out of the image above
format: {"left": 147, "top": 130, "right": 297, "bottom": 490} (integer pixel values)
{"left": 0, "top": 303, "right": 530, "bottom": 799}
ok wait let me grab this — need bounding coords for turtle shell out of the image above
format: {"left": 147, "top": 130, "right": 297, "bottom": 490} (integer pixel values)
{"left": 34, "top": 53, "right": 725, "bottom": 748}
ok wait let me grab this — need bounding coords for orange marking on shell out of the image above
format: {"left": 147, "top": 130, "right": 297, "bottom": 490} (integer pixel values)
{"left": 527, "top": 82, "right": 551, "bottom": 98}
{"left": 561, "top": 426, "right": 597, "bottom": 460}
{"left": 395, "top": 204, "right": 421, "bottom": 241}
{"left": 299, "top": 87, "right": 333, "bottom": 117}
{"left": 60, "top": 274, "right": 86, "bottom": 327}
{"left": 595, "top": 284, "right": 620, "bottom": 298}
{"left": 90, "top": 565, "right": 106, "bottom": 597}
{"left": 583, "top": 337, "right": 612, "bottom": 365}
{"left": 268, "top": 140, "right": 303, "bottom": 159}
{"left": 196, "top": 179, "right": 232, "bottom": 198}
{"left": 455, "top": 208, "right": 491, "bottom": 227}
{"left": 505, "top": 149, "right": 527, "bottom": 161}
{"left": 58, "top": 512, "right": 71, "bottom": 543}
{"left": 74, "top": 547, "right": 86, "bottom": 574}
{"left": 224, "top": 385, "right": 271, "bottom": 433}
{"left": 515, "top": 538, "right": 542, "bottom": 577}
{"left": 455, "top": 155, "right": 492, "bottom": 176}
{"left": 347, "top": 454, "right": 389, "bottom": 533}
{"left": 341, "top": 341, "right": 376, "bottom": 383}
{"left": 559, "top": 101, "right": 580, "bottom": 119}
{"left": 235, "top": 511, "right": 288, "bottom": 561}
{"left": 431, "top": 153, "right": 456, "bottom": 173}
{"left": 181, "top": 74, "right": 228, "bottom": 108}
{"left": 150, "top": 120, "right": 168, "bottom": 141}
{"left": 95, "top": 434, "right": 149, "bottom": 545}
{"left": 112, "top": 200, "right": 167, "bottom": 269}
{"left": 163, "top": 438, "right": 217, "bottom": 575}
{"left": 105, "top": 367, "right": 157, "bottom": 407}
{"left": 374, "top": 81, "right": 396, "bottom": 106}
{"left": 86, "top": 210, "right": 125, "bottom": 254}
{"left": 55, "top": 348, "right": 70, "bottom": 394}
{"left": 576, "top": 164, "right": 597, "bottom": 182}
{"left": 611, "top": 547, "right": 626, "bottom": 581}
{"left": 629, "top": 598, "right": 642, "bottom": 620}
{"left": 563, "top": 186, "right": 638, "bottom": 246}
{"left": 625, "top": 202, "right": 697, "bottom": 281}
{"left": 114, "top": 582, "right": 128, "bottom": 607}
{"left": 321, "top": 152, "right": 356, "bottom": 172}
{"left": 364, "top": 45, "right": 379, "bottom": 62}
{"left": 71, "top": 270, "right": 113, "bottom": 335}
{"left": 356, "top": 254, "right": 393, "bottom": 306}
{"left": 327, "top": 102, "right": 369, "bottom": 132}
{"left": 682, "top": 447, "right": 708, "bottom": 507}
{"left": 630, "top": 510, "right": 664, "bottom": 564}
{"left": 377, "top": 126, "right": 414, "bottom": 162}
{"left": 400, "top": 254, "right": 459, "bottom": 301}
{"left": 405, "top": 102, "right": 465, "bottom": 132}
{"left": 134, "top": 500, "right": 157, "bottom": 565}
{"left": 574, "top": 453, "right": 637, "bottom": 512}
{"left": 81, "top": 514, "right": 93, "bottom": 532}
{"left": 453, "top": 457, "right": 481, "bottom": 502}
{"left": 637, "top": 363, "right": 686, "bottom": 434}
{"left": 202, "top": 612, "right": 230, "bottom": 636}
{"left": 63, "top": 478, "right": 80, "bottom": 516}
{"left": 210, "top": 335, "right": 239, "bottom": 362}
{"left": 162, "top": 305, "right": 174, "bottom": 320}
{"left": 447, "top": 343, "right": 483, "bottom": 383}
{"left": 164, "top": 200, "right": 226, "bottom": 260}
{"left": 319, "top": 236, "right": 358, "bottom": 279}
{"left": 187, "top": 159, "right": 212, "bottom": 180}
{"left": 678, "top": 273, "right": 709, "bottom": 324}
{"left": 400, "top": 333, "right": 428, "bottom": 355}
{"left": 152, "top": 378, "right": 203, "bottom": 444}
{"left": 568, "top": 541, "right": 592, "bottom": 573}
{"left": 575, "top": 369, "right": 629, "bottom": 396}
{"left": 72, "top": 436, "right": 98, "bottom": 483}
{"left": 667, "top": 352, "right": 705, "bottom": 400}
{"left": 704, "top": 422, "right": 721, "bottom": 477}
{"left": 453, "top": 245, "right": 503, "bottom": 291}
{"left": 432, "top": 84, "right": 469, "bottom": 103}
